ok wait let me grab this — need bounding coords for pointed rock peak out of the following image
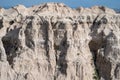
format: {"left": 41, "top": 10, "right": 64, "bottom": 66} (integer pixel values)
{"left": 0, "top": 8, "right": 5, "bottom": 13}
{"left": 13, "top": 4, "right": 26, "bottom": 9}
{"left": 36, "top": 2, "right": 70, "bottom": 9}
{"left": 11, "top": 4, "right": 28, "bottom": 15}
{"left": 91, "top": 6, "right": 116, "bottom": 14}
{"left": 76, "top": 6, "right": 116, "bottom": 14}
{"left": 29, "top": 2, "right": 76, "bottom": 16}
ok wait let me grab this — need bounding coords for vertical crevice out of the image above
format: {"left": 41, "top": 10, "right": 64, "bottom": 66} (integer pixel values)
{"left": 38, "top": 19, "right": 51, "bottom": 64}
{"left": 24, "top": 21, "right": 35, "bottom": 50}
{"left": 43, "top": 21, "right": 50, "bottom": 63}
{"left": 54, "top": 31, "right": 69, "bottom": 80}
{"left": 89, "top": 38, "right": 112, "bottom": 80}
{"left": 1, "top": 28, "right": 21, "bottom": 68}
{"left": 89, "top": 40, "right": 100, "bottom": 80}
{"left": 2, "top": 37, "right": 18, "bottom": 67}
{"left": 0, "top": 19, "right": 3, "bottom": 29}
{"left": 57, "top": 31, "right": 68, "bottom": 75}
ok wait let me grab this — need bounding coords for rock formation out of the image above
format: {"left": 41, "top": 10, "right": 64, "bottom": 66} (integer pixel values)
{"left": 0, "top": 2, "right": 120, "bottom": 80}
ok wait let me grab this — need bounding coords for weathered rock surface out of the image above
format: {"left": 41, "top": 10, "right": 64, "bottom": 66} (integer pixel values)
{"left": 0, "top": 2, "right": 120, "bottom": 80}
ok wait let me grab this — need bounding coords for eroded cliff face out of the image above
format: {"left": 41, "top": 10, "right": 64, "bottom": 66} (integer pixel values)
{"left": 0, "top": 3, "right": 120, "bottom": 80}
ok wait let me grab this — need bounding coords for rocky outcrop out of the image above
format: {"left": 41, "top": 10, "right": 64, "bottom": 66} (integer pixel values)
{"left": 0, "top": 2, "right": 120, "bottom": 80}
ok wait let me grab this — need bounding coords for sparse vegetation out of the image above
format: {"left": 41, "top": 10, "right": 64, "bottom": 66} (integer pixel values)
{"left": 93, "top": 69, "right": 99, "bottom": 80}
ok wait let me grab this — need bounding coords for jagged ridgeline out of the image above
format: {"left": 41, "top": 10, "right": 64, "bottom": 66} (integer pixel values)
{"left": 0, "top": 3, "right": 120, "bottom": 80}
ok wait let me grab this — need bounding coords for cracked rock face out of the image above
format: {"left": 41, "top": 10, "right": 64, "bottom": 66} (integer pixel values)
{"left": 0, "top": 3, "right": 120, "bottom": 80}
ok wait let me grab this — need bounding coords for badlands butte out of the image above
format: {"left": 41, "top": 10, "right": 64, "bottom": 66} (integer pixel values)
{"left": 0, "top": 2, "right": 120, "bottom": 80}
